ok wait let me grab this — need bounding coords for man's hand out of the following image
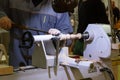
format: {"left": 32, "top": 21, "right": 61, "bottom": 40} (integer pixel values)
{"left": 48, "top": 28, "right": 61, "bottom": 35}
{"left": 0, "top": 16, "right": 12, "bottom": 30}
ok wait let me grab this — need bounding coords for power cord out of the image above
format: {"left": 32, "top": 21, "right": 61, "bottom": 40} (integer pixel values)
{"left": 100, "top": 67, "right": 115, "bottom": 80}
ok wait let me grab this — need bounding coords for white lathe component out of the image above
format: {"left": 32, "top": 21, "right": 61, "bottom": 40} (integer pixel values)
{"left": 84, "top": 24, "right": 111, "bottom": 60}
{"left": 33, "top": 35, "right": 54, "bottom": 41}
{"left": 32, "top": 40, "right": 56, "bottom": 68}
{"left": 58, "top": 24, "right": 112, "bottom": 80}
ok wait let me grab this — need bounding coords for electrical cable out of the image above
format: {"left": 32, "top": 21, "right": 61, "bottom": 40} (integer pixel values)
{"left": 100, "top": 67, "right": 115, "bottom": 80}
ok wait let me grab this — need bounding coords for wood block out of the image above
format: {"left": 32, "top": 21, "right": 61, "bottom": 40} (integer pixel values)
{"left": 0, "top": 65, "right": 13, "bottom": 75}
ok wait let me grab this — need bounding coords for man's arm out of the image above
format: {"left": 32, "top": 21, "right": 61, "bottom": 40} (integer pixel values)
{"left": 55, "top": 12, "right": 73, "bottom": 34}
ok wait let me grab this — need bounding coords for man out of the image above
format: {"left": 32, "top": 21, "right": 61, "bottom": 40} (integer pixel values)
{"left": 0, "top": 0, "right": 73, "bottom": 68}
{"left": 111, "top": 0, "right": 120, "bottom": 24}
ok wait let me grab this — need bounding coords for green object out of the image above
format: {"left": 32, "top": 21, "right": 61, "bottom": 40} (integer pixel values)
{"left": 73, "top": 40, "right": 84, "bottom": 56}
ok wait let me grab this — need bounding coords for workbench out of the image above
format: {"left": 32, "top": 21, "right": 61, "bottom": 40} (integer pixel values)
{"left": 0, "top": 66, "right": 71, "bottom": 80}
